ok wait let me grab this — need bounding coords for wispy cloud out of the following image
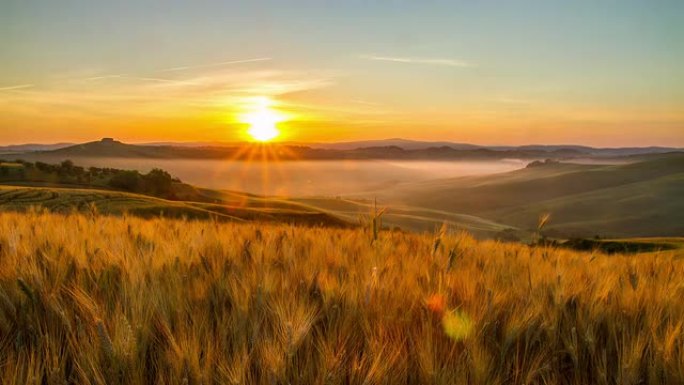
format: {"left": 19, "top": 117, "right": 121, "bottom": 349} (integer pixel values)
{"left": 160, "top": 57, "right": 272, "bottom": 72}
{"left": 0, "top": 67, "right": 339, "bottom": 122}
{"left": 0, "top": 54, "right": 344, "bottom": 133}
{"left": 360, "top": 54, "right": 473, "bottom": 67}
{"left": 81, "top": 74, "right": 203, "bottom": 87}
{"left": 493, "top": 97, "right": 535, "bottom": 105}
{"left": 74, "top": 58, "right": 273, "bottom": 87}
{"left": 84, "top": 75, "right": 125, "bottom": 81}
{"left": 119, "top": 75, "right": 204, "bottom": 86}
{"left": 85, "top": 74, "right": 231, "bottom": 89}
{"left": 0, "top": 84, "right": 34, "bottom": 92}
{"left": 5, "top": 57, "right": 272, "bottom": 90}
{"left": 350, "top": 99, "right": 384, "bottom": 107}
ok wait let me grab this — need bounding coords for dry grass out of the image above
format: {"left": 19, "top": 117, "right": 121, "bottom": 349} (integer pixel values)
{"left": 0, "top": 209, "right": 682, "bottom": 384}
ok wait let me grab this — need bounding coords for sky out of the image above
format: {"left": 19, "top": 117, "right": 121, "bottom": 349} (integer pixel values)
{"left": 1, "top": 0, "right": 683, "bottom": 146}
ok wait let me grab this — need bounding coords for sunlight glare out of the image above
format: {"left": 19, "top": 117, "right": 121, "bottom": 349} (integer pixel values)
{"left": 242, "top": 97, "right": 283, "bottom": 142}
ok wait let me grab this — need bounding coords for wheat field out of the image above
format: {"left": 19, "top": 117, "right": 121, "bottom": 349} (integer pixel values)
{"left": 0, "top": 210, "right": 682, "bottom": 384}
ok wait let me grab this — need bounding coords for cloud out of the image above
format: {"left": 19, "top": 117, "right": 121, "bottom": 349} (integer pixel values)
{"left": 493, "top": 97, "right": 535, "bottom": 105}
{"left": 360, "top": 54, "right": 473, "bottom": 67}
{"left": 350, "top": 99, "right": 384, "bottom": 107}
{"left": 0, "top": 84, "right": 34, "bottom": 92}
{"left": 119, "top": 75, "right": 203, "bottom": 86}
{"left": 83, "top": 74, "right": 207, "bottom": 86}
{"left": 84, "top": 75, "right": 125, "bottom": 81}
{"left": 0, "top": 55, "right": 340, "bottom": 128}
{"left": 160, "top": 57, "right": 272, "bottom": 72}
{"left": 0, "top": 66, "right": 339, "bottom": 122}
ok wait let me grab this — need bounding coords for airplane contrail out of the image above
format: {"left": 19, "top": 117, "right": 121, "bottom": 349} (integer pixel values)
{"left": 0, "top": 84, "right": 34, "bottom": 91}
{"left": 119, "top": 76, "right": 203, "bottom": 86}
{"left": 360, "top": 54, "right": 472, "bottom": 67}
{"left": 84, "top": 75, "right": 125, "bottom": 81}
{"left": 160, "top": 57, "right": 272, "bottom": 72}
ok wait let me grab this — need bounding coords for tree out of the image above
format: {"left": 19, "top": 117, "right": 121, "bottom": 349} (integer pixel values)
{"left": 108, "top": 170, "right": 143, "bottom": 192}
{"left": 142, "top": 168, "right": 173, "bottom": 197}
{"left": 60, "top": 159, "right": 74, "bottom": 170}
{"left": 35, "top": 162, "right": 51, "bottom": 172}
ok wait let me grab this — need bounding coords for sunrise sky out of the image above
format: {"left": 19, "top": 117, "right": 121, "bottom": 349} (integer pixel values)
{"left": 1, "top": 0, "right": 682, "bottom": 146}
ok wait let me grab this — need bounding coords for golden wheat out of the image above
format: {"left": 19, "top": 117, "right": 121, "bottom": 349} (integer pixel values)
{"left": 0, "top": 209, "right": 682, "bottom": 384}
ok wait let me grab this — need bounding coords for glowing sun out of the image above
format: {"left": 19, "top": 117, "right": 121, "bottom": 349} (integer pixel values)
{"left": 242, "top": 98, "right": 283, "bottom": 142}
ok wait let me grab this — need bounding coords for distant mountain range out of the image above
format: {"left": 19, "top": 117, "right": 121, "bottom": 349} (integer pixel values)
{"left": 3, "top": 137, "right": 682, "bottom": 160}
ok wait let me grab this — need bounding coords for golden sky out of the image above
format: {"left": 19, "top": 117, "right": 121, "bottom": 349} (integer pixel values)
{"left": 1, "top": 1, "right": 683, "bottom": 146}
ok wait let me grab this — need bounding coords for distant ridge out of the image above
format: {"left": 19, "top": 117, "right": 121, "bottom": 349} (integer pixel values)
{"left": 304, "top": 138, "right": 481, "bottom": 151}
{"left": 9, "top": 137, "right": 683, "bottom": 161}
{"left": 141, "top": 138, "right": 682, "bottom": 155}
{"left": 0, "top": 142, "right": 74, "bottom": 154}
{"left": 44, "top": 138, "right": 173, "bottom": 158}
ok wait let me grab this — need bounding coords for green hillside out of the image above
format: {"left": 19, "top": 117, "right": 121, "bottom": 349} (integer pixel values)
{"left": 380, "top": 154, "right": 684, "bottom": 237}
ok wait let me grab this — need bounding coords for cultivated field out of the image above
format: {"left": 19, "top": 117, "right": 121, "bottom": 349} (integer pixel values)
{"left": 0, "top": 211, "right": 682, "bottom": 384}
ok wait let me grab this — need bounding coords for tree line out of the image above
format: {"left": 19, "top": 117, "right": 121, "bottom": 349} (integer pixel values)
{"left": 0, "top": 159, "right": 180, "bottom": 199}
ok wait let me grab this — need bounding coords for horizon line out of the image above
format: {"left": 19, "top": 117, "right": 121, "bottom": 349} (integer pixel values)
{"left": 1, "top": 137, "right": 682, "bottom": 150}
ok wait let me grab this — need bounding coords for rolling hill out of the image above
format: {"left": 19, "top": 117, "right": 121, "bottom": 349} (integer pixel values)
{"left": 0, "top": 184, "right": 518, "bottom": 237}
{"left": 292, "top": 196, "right": 516, "bottom": 237}
{"left": 5, "top": 145, "right": 683, "bottom": 238}
{"left": 0, "top": 185, "right": 352, "bottom": 227}
{"left": 374, "top": 153, "right": 684, "bottom": 237}
{"left": 0, "top": 160, "right": 517, "bottom": 236}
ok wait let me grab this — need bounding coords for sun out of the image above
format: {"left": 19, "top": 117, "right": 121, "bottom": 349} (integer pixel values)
{"left": 246, "top": 111, "right": 279, "bottom": 142}
{"left": 241, "top": 98, "right": 283, "bottom": 142}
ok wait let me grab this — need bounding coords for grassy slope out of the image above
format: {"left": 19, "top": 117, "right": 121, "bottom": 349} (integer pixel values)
{"left": 0, "top": 185, "right": 350, "bottom": 227}
{"left": 0, "top": 211, "right": 682, "bottom": 384}
{"left": 0, "top": 182, "right": 514, "bottom": 235}
{"left": 294, "top": 197, "right": 515, "bottom": 237}
{"left": 0, "top": 185, "right": 517, "bottom": 240}
{"left": 381, "top": 154, "right": 684, "bottom": 237}
{"left": 489, "top": 174, "right": 684, "bottom": 237}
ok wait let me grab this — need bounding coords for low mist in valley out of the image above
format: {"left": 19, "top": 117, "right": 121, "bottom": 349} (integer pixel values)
{"left": 21, "top": 157, "right": 527, "bottom": 196}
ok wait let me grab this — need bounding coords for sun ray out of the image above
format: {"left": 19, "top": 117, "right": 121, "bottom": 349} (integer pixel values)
{"left": 216, "top": 97, "right": 305, "bottom": 196}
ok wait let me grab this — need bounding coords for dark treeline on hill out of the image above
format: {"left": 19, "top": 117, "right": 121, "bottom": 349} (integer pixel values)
{"left": 0, "top": 159, "right": 180, "bottom": 199}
